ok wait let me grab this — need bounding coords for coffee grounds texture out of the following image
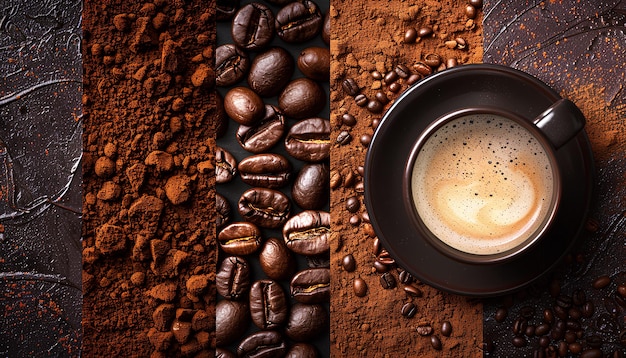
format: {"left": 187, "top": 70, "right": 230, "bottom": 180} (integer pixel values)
{"left": 82, "top": 1, "right": 216, "bottom": 357}
{"left": 330, "top": 1, "right": 484, "bottom": 356}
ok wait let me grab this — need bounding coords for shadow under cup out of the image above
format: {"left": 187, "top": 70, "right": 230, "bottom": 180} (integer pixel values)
{"left": 405, "top": 107, "right": 564, "bottom": 264}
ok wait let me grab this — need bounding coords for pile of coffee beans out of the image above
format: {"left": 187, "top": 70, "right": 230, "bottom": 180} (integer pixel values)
{"left": 215, "top": 0, "right": 330, "bottom": 357}
{"left": 485, "top": 268, "right": 626, "bottom": 357}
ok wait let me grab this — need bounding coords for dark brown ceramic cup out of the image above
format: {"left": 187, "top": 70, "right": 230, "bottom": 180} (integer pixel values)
{"left": 404, "top": 100, "right": 585, "bottom": 264}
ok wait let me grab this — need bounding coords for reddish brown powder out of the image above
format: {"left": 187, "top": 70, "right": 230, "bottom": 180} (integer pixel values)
{"left": 329, "top": 1, "right": 484, "bottom": 356}
{"left": 82, "top": 1, "right": 216, "bottom": 357}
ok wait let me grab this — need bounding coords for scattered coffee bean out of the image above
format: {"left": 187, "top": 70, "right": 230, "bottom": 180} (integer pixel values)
{"left": 238, "top": 187, "right": 291, "bottom": 229}
{"left": 216, "top": 299, "right": 250, "bottom": 346}
{"left": 404, "top": 27, "right": 418, "bottom": 43}
{"left": 380, "top": 272, "right": 396, "bottom": 289}
{"left": 375, "top": 91, "right": 389, "bottom": 104}
{"left": 329, "top": 169, "right": 342, "bottom": 189}
{"left": 398, "top": 270, "right": 412, "bottom": 284}
{"left": 216, "top": 256, "right": 251, "bottom": 300}
{"left": 285, "top": 303, "right": 328, "bottom": 342}
{"left": 395, "top": 64, "right": 410, "bottom": 78}
{"left": 224, "top": 86, "right": 265, "bottom": 126}
{"left": 441, "top": 321, "right": 452, "bottom": 337}
{"left": 430, "top": 335, "right": 442, "bottom": 350}
{"left": 354, "top": 93, "right": 368, "bottom": 107}
{"left": 353, "top": 277, "right": 367, "bottom": 297}
{"left": 465, "top": 5, "right": 477, "bottom": 19}
{"left": 405, "top": 74, "right": 421, "bottom": 86}
{"left": 279, "top": 78, "right": 326, "bottom": 119}
{"left": 366, "top": 100, "right": 383, "bottom": 113}
{"left": 336, "top": 130, "right": 352, "bottom": 145}
{"left": 298, "top": 46, "right": 330, "bottom": 81}
{"left": 341, "top": 113, "right": 357, "bottom": 126}
{"left": 236, "top": 105, "right": 286, "bottom": 153}
{"left": 237, "top": 330, "right": 286, "bottom": 358}
{"left": 259, "top": 237, "right": 296, "bottom": 281}
{"left": 569, "top": 342, "right": 582, "bottom": 354}
{"left": 543, "top": 308, "right": 554, "bottom": 323}
{"left": 286, "top": 343, "right": 319, "bottom": 358}
{"left": 216, "top": 44, "right": 250, "bottom": 87}
{"left": 389, "top": 81, "right": 402, "bottom": 92}
{"left": 216, "top": 192, "right": 232, "bottom": 231}
{"left": 218, "top": 221, "right": 262, "bottom": 256}
{"left": 282, "top": 210, "right": 330, "bottom": 256}
{"left": 592, "top": 275, "right": 611, "bottom": 289}
{"left": 231, "top": 3, "right": 275, "bottom": 51}
{"left": 292, "top": 163, "right": 329, "bottom": 210}
{"left": 582, "top": 301, "right": 595, "bottom": 317}
{"left": 469, "top": 0, "right": 483, "bottom": 8}
{"left": 238, "top": 153, "right": 291, "bottom": 188}
{"left": 345, "top": 196, "right": 360, "bottom": 213}
{"left": 275, "top": 0, "right": 323, "bottom": 43}
{"left": 446, "top": 57, "right": 458, "bottom": 68}
{"left": 512, "top": 317, "right": 528, "bottom": 335}
{"left": 290, "top": 267, "right": 330, "bottom": 304}
{"left": 360, "top": 133, "right": 372, "bottom": 147}
{"left": 404, "top": 284, "right": 422, "bottom": 297}
{"left": 216, "top": 146, "right": 238, "bottom": 184}
{"left": 249, "top": 279, "right": 288, "bottom": 329}
{"left": 284, "top": 117, "right": 331, "bottom": 162}
{"left": 383, "top": 71, "right": 398, "bottom": 84}
{"left": 401, "top": 302, "right": 417, "bottom": 318}
{"left": 248, "top": 47, "right": 295, "bottom": 97}
{"left": 418, "top": 26, "right": 433, "bottom": 38}
{"left": 373, "top": 260, "right": 388, "bottom": 273}
{"left": 580, "top": 348, "right": 603, "bottom": 358}
{"left": 455, "top": 37, "right": 467, "bottom": 49}
{"left": 342, "top": 78, "right": 360, "bottom": 96}
{"left": 342, "top": 254, "right": 356, "bottom": 272}
{"left": 512, "top": 335, "right": 526, "bottom": 348}
{"left": 424, "top": 53, "right": 441, "bottom": 68}
{"left": 495, "top": 307, "right": 507, "bottom": 322}
{"left": 348, "top": 214, "right": 361, "bottom": 226}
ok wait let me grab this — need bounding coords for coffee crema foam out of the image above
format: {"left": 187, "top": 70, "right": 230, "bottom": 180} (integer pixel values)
{"left": 411, "top": 114, "right": 555, "bottom": 255}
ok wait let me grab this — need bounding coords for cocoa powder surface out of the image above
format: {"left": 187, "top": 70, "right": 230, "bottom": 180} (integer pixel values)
{"left": 82, "top": 1, "right": 216, "bottom": 357}
{"left": 330, "top": 1, "right": 484, "bottom": 357}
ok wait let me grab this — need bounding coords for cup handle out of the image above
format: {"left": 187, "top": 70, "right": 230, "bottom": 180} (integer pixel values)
{"left": 533, "top": 98, "right": 586, "bottom": 150}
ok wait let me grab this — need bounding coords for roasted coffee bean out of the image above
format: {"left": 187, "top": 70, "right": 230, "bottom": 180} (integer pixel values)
{"left": 401, "top": 302, "right": 417, "bottom": 318}
{"left": 375, "top": 91, "right": 389, "bottom": 105}
{"left": 231, "top": 3, "right": 275, "bottom": 51}
{"left": 494, "top": 307, "right": 507, "bottom": 322}
{"left": 366, "top": 99, "right": 383, "bottom": 113}
{"left": 237, "top": 330, "right": 287, "bottom": 358}
{"left": 512, "top": 335, "right": 526, "bottom": 347}
{"left": 216, "top": 44, "right": 249, "bottom": 87}
{"left": 236, "top": 105, "right": 285, "bottom": 154}
{"left": 513, "top": 317, "right": 527, "bottom": 335}
{"left": 395, "top": 64, "right": 410, "bottom": 78}
{"left": 216, "top": 256, "right": 250, "bottom": 300}
{"left": 404, "top": 27, "right": 417, "bottom": 43}
{"left": 430, "top": 335, "right": 442, "bottom": 350}
{"left": 446, "top": 57, "right": 458, "bottom": 68}
{"left": 292, "top": 163, "right": 329, "bottom": 209}
{"left": 341, "top": 113, "right": 357, "bottom": 126}
{"left": 553, "top": 305, "right": 568, "bottom": 320}
{"left": 218, "top": 221, "right": 262, "bottom": 255}
{"left": 520, "top": 306, "right": 535, "bottom": 319}
{"left": 404, "top": 284, "right": 423, "bottom": 297}
{"left": 383, "top": 71, "right": 398, "bottom": 84}
{"left": 424, "top": 53, "right": 441, "bottom": 68}
{"left": 380, "top": 272, "right": 396, "bottom": 289}
{"left": 216, "top": 146, "right": 237, "bottom": 184}
{"left": 469, "top": 0, "right": 483, "bottom": 8}
{"left": 413, "top": 61, "right": 433, "bottom": 76}
{"left": 593, "top": 275, "right": 611, "bottom": 289}
{"left": 286, "top": 343, "right": 319, "bottom": 358}
{"left": 543, "top": 308, "right": 554, "bottom": 323}
{"left": 418, "top": 26, "right": 433, "bottom": 37}
{"left": 238, "top": 153, "right": 291, "bottom": 188}
{"left": 275, "top": 0, "right": 323, "bottom": 43}
{"left": 238, "top": 187, "right": 290, "bottom": 229}
{"left": 354, "top": 93, "right": 368, "bottom": 107}
{"left": 353, "top": 277, "right": 367, "bottom": 297}
{"left": 291, "top": 267, "right": 330, "bottom": 304}
{"left": 329, "top": 169, "right": 342, "bottom": 189}
{"left": 342, "top": 78, "right": 360, "bottom": 96}
{"left": 216, "top": 0, "right": 239, "bottom": 21}
{"left": 582, "top": 301, "right": 595, "bottom": 317}
{"left": 618, "top": 283, "right": 626, "bottom": 298}
{"left": 216, "top": 192, "right": 232, "bottom": 230}
{"left": 322, "top": 10, "right": 330, "bottom": 45}
{"left": 284, "top": 117, "right": 331, "bottom": 162}
{"left": 568, "top": 342, "right": 582, "bottom": 355}
{"left": 259, "top": 237, "right": 295, "bottom": 280}
{"left": 405, "top": 74, "right": 421, "bottom": 86}
{"left": 371, "top": 70, "right": 383, "bottom": 80}
{"left": 441, "top": 321, "right": 452, "bottom": 337}
{"left": 417, "top": 325, "right": 433, "bottom": 336}
{"left": 215, "top": 91, "right": 229, "bottom": 138}
{"left": 348, "top": 214, "right": 360, "bottom": 226}
{"left": 279, "top": 78, "right": 326, "bottom": 119}
{"left": 248, "top": 47, "right": 295, "bottom": 97}
{"left": 580, "top": 349, "right": 603, "bottom": 358}
{"left": 569, "top": 306, "right": 582, "bottom": 320}
{"left": 465, "top": 5, "right": 477, "bottom": 19}
{"left": 336, "top": 130, "right": 352, "bottom": 145}
{"left": 215, "top": 347, "right": 236, "bottom": 358}
{"left": 524, "top": 324, "right": 535, "bottom": 337}
{"left": 355, "top": 182, "right": 364, "bottom": 193}
{"left": 556, "top": 294, "right": 573, "bottom": 308}
{"left": 373, "top": 260, "right": 387, "bottom": 273}
{"left": 345, "top": 196, "right": 360, "bottom": 213}
{"left": 283, "top": 210, "right": 330, "bottom": 255}
{"left": 298, "top": 47, "right": 330, "bottom": 81}
{"left": 224, "top": 86, "right": 265, "bottom": 126}
{"left": 572, "top": 288, "right": 587, "bottom": 306}
{"left": 538, "top": 335, "right": 550, "bottom": 348}
{"left": 342, "top": 254, "right": 356, "bottom": 272}
{"left": 249, "top": 279, "right": 288, "bottom": 329}
{"left": 216, "top": 299, "right": 250, "bottom": 346}
{"left": 398, "top": 270, "right": 412, "bottom": 284}
{"left": 285, "top": 303, "right": 328, "bottom": 342}
{"left": 535, "top": 323, "right": 550, "bottom": 336}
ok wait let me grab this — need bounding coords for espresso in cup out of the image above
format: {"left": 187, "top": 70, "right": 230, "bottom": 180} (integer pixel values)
{"left": 410, "top": 113, "right": 557, "bottom": 255}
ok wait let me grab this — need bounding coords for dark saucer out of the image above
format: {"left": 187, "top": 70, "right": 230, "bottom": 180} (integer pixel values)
{"left": 364, "top": 64, "right": 594, "bottom": 296}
